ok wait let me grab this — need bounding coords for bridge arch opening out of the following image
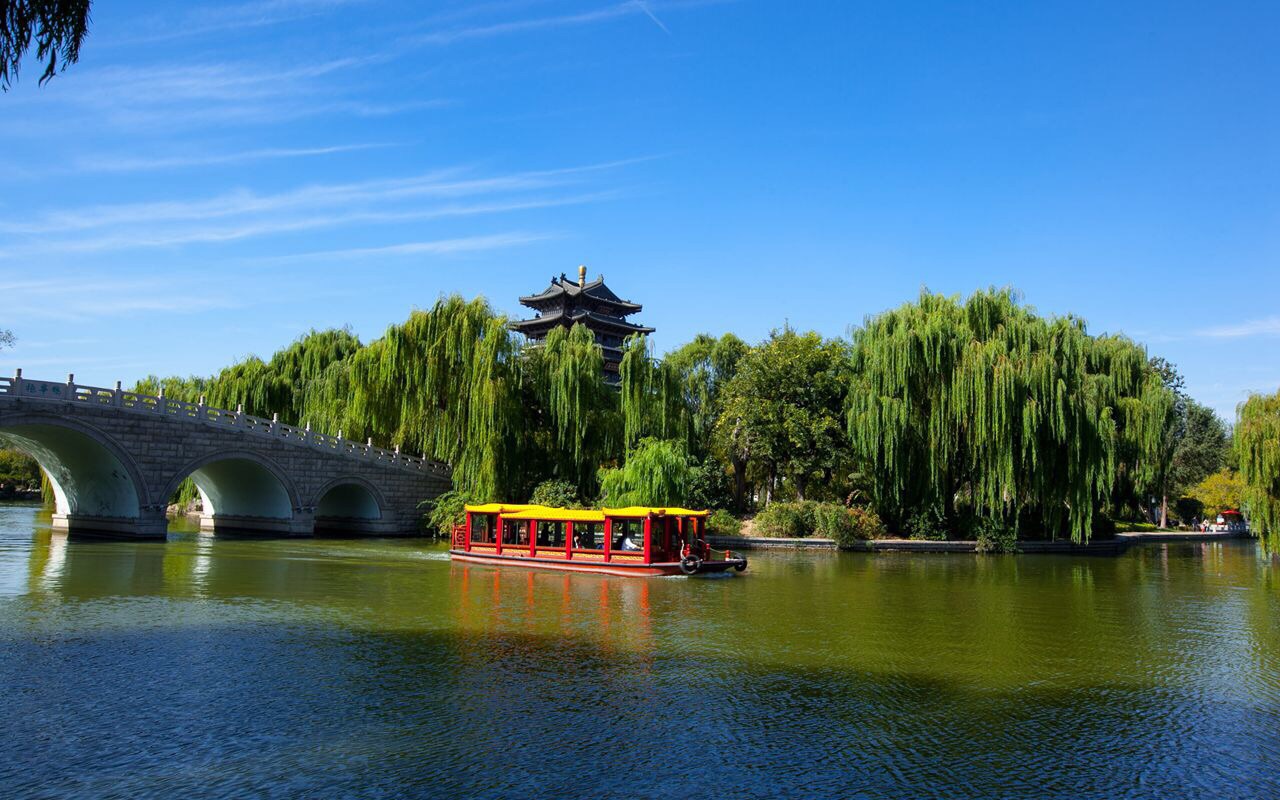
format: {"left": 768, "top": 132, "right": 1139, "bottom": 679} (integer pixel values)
{"left": 0, "top": 421, "right": 143, "bottom": 533}
{"left": 167, "top": 453, "right": 300, "bottom": 535}
{"left": 313, "top": 478, "right": 391, "bottom": 535}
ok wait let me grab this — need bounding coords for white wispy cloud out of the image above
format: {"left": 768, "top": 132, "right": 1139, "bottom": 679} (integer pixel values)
{"left": 412, "top": 4, "right": 639, "bottom": 45}
{"left": 72, "top": 143, "right": 397, "bottom": 174}
{"left": 3, "top": 56, "right": 422, "bottom": 133}
{"left": 5, "top": 192, "right": 612, "bottom": 255}
{"left": 0, "top": 277, "right": 246, "bottom": 322}
{"left": 112, "top": 0, "right": 368, "bottom": 45}
{"left": 1196, "top": 317, "right": 1280, "bottom": 339}
{"left": 261, "top": 231, "right": 557, "bottom": 261}
{"left": 5, "top": 161, "right": 635, "bottom": 231}
{"left": 408, "top": 0, "right": 707, "bottom": 45}
{"left": 0, "top": 160, "right": 636, "bottom": 257}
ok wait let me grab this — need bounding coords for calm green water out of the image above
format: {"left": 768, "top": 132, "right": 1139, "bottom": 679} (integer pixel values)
{"left": 1, "top": 502, "right": 1278, "bottom": 799}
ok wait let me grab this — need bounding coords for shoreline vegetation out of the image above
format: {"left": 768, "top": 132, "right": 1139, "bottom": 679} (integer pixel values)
{"left": 4, "top": 287, "right": 1278, "bottom": 554}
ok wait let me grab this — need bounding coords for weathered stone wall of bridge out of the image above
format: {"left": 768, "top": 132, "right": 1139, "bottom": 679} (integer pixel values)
{"left": 0, "top": 375, "right": 451, "bottom": 540}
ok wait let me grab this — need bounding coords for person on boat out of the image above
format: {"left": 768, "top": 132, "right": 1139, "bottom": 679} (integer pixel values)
{"left": 619, "top": 534, "right": 642, "bottom": 551}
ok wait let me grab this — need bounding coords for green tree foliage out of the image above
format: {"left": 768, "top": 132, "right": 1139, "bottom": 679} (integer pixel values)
{"left": 846, "top": 288, "right": 1174, "bottom": 543}
{"left": 1236, "top": 390, "right": 1280, "bottom": 549}
{"left": 1170, "top": 401, "right": 1230, "bottom": 496}
{"left": 1133, "top": 361, "right": 1229, "bottom": 527}
{"left": 717, "top": 328, "right": 851, "bottom": 504}
{"left": 705, "top": 509, "right": 741, "bottom": 536}
{"left": 0, "top": 448, "right": 41, "bottom": 489}
{"left": 135, "top": 298, "right": 635, "bottom": 504}
{"left": 2, "top": 0, "right": 92, "bottom": 90}
{"left": 597, "top": 438, "right": 694, "bottom": 507}
{"left": 619, "top": 335, "right": 689, "bottom": 451}
{"left": 527, "top": 324, "right": 618, "bottom": 493}
{"left": 528, "top": 479, "right": 582, "bottom": 509}
{"left": 662, "top": 333, "right": 748, "bottom": 458}
{"left": 421, "top": 489, "right": 470, "bottom": 537}
{"left": 1189, "top": 469, "right": 1246, "bottom": 519}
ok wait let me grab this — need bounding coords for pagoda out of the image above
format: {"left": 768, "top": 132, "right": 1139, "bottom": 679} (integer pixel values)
{"left": 511, "top": 266, "right": 654, "bottom": 382}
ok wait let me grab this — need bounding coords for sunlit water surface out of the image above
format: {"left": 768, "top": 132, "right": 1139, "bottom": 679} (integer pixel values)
{"left": 1, "top": 502, "right": 1278, "bottom": 799}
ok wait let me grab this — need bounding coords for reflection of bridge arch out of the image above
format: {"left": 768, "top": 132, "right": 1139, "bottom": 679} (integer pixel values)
{"left": 1, "top": 372, "right": 451, "bottom": 539}
{"left": 165, "top": 450, "right": 304, "bottom": 535}
{"left": 0, "top": 412, "right": 154, "bottom": 536}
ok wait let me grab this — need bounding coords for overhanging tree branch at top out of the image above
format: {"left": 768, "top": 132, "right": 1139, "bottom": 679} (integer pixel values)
{"left": 1, "top": 0, "right": 92, "bottom": 91}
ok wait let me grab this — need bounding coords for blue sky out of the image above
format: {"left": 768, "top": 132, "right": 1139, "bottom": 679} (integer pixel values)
{"left": 0, "top": 0, "right": 1276, "bottom": 419}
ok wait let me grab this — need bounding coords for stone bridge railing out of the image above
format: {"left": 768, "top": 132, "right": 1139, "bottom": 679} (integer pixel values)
{"left": 1, "top": 370, "right": 450, "bottom": 478}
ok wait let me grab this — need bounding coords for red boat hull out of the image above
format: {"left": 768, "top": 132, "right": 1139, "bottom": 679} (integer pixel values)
{"left": 449, "top": 550, "right": 743, "bottom": 577}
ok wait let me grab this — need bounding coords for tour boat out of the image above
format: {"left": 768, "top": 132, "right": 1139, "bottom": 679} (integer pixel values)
{"left": 450, "top": 504, "right": 748, "bottom": 577}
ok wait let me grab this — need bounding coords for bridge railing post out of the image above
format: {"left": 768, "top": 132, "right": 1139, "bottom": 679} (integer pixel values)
{"left": 115, "top": 381, "right": 124, "bottom": 407}
{"left": 10, "top": 368, "right": 21, "bottom": 396}
{"left": 67, "top": 373, "right": 75, "bottom": 402}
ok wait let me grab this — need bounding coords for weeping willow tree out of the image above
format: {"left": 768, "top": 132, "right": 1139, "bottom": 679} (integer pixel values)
{"left": 134, "top": 328, "right": 361, "bottom": 421}
{"left": 1236, "top": 389, "right": 1280, "bottom": 550}
{"left": 526, "top": 324, "right": 620, "bottom": 493}
{"left": 329, "top": 296, "right": 527, "bottom": 501}
{"left": 663, "top": 333, "right": 748, "bottom": 460}
{"left": 846, "top": 288, "right": 1174, "bottom": 542}
{"left": 619, "top": 335, "right": 690, "bottom": 452}
{"left": 598, "top": 438, "right": 695, "bottom": 507}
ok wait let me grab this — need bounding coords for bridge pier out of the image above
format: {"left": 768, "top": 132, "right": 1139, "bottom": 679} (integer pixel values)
{"left": 51, "top": 509, "right": 170, "bottom": 541}
{"left": 198, "top": 511, "right": 315, "bottom": 537}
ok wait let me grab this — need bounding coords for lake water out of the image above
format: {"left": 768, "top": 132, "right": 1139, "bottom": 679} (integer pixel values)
{"left": 1, "top": 501, "right": 1278, "bottom": 799}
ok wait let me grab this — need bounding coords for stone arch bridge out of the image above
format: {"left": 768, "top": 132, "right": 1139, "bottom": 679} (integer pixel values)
{"left": 0, "top": 371, "right": 451, "bottom": 540}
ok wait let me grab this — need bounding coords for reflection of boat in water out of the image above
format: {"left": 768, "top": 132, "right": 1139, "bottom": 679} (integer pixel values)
{"left": 450, "top": 504, "right": 747, "bottom": 577}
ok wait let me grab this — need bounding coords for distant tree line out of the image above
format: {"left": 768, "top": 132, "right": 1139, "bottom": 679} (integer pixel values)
{"left": 126, "top": 287, "right": 1277, "bottom": 547}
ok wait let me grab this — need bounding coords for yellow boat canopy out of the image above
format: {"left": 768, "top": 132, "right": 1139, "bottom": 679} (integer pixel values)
{"left": 470, "top": 505, "right": 710, "bottom": 521}
{"left": 603, "top": 506, "right": 709, "bottom": 518}
{"left": 500, "top": 507, "right": 606, "bottom": 522}
{"left": 464, "top": 503, "right": 542, "bottom": 515}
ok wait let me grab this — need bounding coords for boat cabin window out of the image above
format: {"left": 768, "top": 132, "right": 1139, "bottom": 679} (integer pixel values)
{"left": 471, "top": 513, "right": 497, "bottom": 544}
{"left": 573, "top": 522, "right": 605, "bottom": 550}
{"left": 536, "top": 520, "right": 567, "bottom": 550}
{"left": 503, "top": 519, "right": 529, "bottom": 546}
{"left": 612, "top": 518, "right": 645, "bottom": 552}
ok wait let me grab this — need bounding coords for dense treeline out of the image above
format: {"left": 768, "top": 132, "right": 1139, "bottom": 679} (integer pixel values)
{"left": 133, "top": 288, "right": 1256, "bottom": 545}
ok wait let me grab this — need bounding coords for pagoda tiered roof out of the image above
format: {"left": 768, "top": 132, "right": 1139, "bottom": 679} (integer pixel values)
{"left": 518, "top": 274, "right": 644, "bottom": 316}
{"left": 510, "top": 267, "right": 654, "bottom": 381}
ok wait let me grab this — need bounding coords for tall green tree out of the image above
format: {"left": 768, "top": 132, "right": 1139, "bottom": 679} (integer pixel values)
{"left": 2, "top": 0, "right": 92, "bottom": 90}
{"left": 717, "top": 328, "right": 850, "bottom": 504}
{"left": 619, "top": 335, "right": 689, "bottom": 451}
{"left": 1170, "top": 400, "right": 1230, "bottom": 500}
{"left": 663, "top": 332, "right": 748, "bottom": 459}
{"left": 846, "top": 288, "right": 1173, "bottom": 542}
{"left": 1142, "top": 356, "right": 1188, "bottom": 528}
{"left": 526, "top": 324, "right": 619, "bottom": 494}
{"left": 1236, "top": 389, "right": 1280, "bottom": 550}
